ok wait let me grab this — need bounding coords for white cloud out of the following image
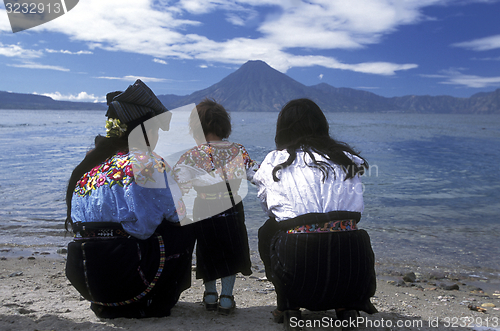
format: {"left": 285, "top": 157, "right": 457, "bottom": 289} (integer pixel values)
{"left": 452, "top": 34, "right": 500, "bottom": 51}
{"left": 422, "top": 68, "right": 500, "bottom": 88}
{"left": 153, "top": 58, "right": 168, "bottom": 65}
{"left": 96, "top": 75, "right": 170, "bottom": 83}
{"left": 24, "top": 0, "right": 453, "bottom": 75}
{"left": 357, "top": 86, "right": 380, "bottom": 90}
{"left": 319, "top": 74, "right": 324, "bottom": 80}
{"left": 0, "top": 9, "right": 13, "bottom": 32}
{"left": 45, "top": 49, "right": 93, "bottom": 55}
{"left": 36, "top": 91, "right": 105, "bottom": 102}
{"left": 8, "top": 61, "right": 69, "bottom": 71}
{"left": 472, "top": 56, "right": 500, "bottom": 61}
{"left": 0, "top": 43, "right": 43, "bottom": 58}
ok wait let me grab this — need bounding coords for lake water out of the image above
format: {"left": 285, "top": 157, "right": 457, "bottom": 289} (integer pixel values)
{"left": 1, "top": 109, "right": 499, "bottom": 280}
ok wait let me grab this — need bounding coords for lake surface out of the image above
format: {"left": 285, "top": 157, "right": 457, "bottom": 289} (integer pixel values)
{"left": 1, "top": 109, "right": 499, "bottom": 279}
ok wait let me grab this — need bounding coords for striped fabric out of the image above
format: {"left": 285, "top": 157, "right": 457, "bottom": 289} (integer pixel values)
{"left": 258, "top": 215, "right": 378, "bottom": 314}
{"left": 109, "top": 79, "right": 171, "bottom": 130}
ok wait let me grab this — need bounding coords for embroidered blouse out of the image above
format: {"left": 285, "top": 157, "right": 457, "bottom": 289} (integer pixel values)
{"left": 253, "top": 149, "right": 365, "bottom": 222}
{"left": 173, "top": 142, "right": 259, "bottom": 193}
{"left": 71, "top": 151, "right": 185, "bottom": 240}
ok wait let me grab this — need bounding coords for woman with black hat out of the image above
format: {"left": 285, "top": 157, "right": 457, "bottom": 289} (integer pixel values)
{"left": 65, "top": 80, "right": 195, "bottom": 319}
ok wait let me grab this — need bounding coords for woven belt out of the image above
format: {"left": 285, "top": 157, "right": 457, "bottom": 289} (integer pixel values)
{"left": 197, "top": 191, "right": 232, "bottom": 200}
{"left": 74, "top": 227, "right": 129, "bottom": 239}
{"left": 287, "top": 219, "right": 358, "bottom": 234}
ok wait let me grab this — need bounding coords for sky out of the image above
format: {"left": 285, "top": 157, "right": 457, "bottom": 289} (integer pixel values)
{"left": 1, "top": 0, "right": 500, "bottom": 103}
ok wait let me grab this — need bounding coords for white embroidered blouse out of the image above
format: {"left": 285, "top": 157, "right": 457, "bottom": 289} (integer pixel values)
{"left": 253, "top": 149, "right": 365, "bottom": 222}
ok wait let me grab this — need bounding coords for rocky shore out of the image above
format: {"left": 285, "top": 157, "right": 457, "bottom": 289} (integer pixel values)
{"left": 1, "top": 249, "right": 499, "bottom": 331}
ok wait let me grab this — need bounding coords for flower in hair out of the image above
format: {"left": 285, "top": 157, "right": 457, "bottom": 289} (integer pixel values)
{"left": 105, "top": 118, "right": 128, "bottom": 138}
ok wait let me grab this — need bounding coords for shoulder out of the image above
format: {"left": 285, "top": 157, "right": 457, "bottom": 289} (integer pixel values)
{"left": 74, "top": 152, "right": 135, "bottom": 197}
{"left": 232, "top": 142, "right": 247, "bottom": 152}
{"left": 343, "top": 151, "right": 365, "bottom": 167}
{"left": 176, "top": 145, "right": 207, "bottom": 165}
{"left": 262, "top": 150, "right": 290, "bottom": 165}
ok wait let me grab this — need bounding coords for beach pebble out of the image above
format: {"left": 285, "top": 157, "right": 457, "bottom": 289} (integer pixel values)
{"left": 389, "top": 279, "right": 408, "bottom": 287}
{"left": 439, "top": 283, "right": 459, "bottom": 291}
{"left": 403, "top": 272, "right": 417, "bottom": 283}
{"left": 18, "top": 307, "right": 33, "bottom": 315}
{"left": 57, "top": 248, "right": 68, "bottom": 254}
{"left": 429, "top": 271, "right": 446, "bottom": 280}
{"left": 481, "top": 303, "right": 496, "bottom": 308}
{"left": 8, "top": 271, "right": 23, "bottom": 277}
{"left": 465, "top": 285, "right": 483, "bottom": 292}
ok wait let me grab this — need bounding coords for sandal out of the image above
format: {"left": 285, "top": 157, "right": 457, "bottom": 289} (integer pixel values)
{"left": 203, "top": 292, "right": 218, "bottom": 311}
{"left": 272, "top": 308, "right": 284, "bottom": 323}
{"left": 217, "top": 295, "right": 236, "bottom": 315}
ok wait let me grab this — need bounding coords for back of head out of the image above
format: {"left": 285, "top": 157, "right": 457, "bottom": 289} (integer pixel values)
{"left": 271, "top": 98, "right": 368, "bottom": 182}
{"left": 275, "top": 98, "right": 329, "bottom": 149}
{"left": 190, "top": 98, "right": 231, "bottom": 140}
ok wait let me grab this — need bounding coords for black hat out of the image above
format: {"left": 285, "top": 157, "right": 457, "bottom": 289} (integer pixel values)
{"left": 106, "top": 80, "right": 171, "bottom": 131}
{"left": 106, "top": 91, "right": 122, "bottom": 105}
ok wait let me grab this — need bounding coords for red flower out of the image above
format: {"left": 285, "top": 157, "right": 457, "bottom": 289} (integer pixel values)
{"left": 78, "top": 176, "right": 88, "bottom": 188}
{"left": 110, "top": 169, "right": 124, "bottom": 181}
{"left": 101, "top": 163, "right": 111, "bottom": 173}
{"left": 125, "top": 164, "right": 134, "bottom": 177}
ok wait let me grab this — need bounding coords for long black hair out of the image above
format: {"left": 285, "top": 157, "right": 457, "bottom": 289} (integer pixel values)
{"left": 64, "top": 107, "right": 152, "bottom": 231}
{"left": 272, "top": 98, "right": 368, "bottom": 182}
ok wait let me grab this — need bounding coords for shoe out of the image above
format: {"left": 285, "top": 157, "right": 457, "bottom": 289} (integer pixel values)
{"left": 203, "top": 292, "right": 218, "bottom": 311}
{"left": 337, "top": 309, "right": 360, "bottom": 331}
{"left": 272, "top": 308, "right": 284, "bottom": 323}
{"left": 217, "top": 295, "right": 236, "bottom": 315}
{"left": 283, "top": 310, "right": 302, "bottom": 331}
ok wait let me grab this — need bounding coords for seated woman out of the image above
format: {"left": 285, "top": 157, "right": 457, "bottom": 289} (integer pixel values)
{"left": 253, "top": 99, "right": 377, "bottom": 330}
{"left": 65, "top": 80, "right": 195, "bottom": 319}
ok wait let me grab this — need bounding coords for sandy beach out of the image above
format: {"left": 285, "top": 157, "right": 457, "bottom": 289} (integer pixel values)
{"left": 1, "top": 249, "right": 499, "bottom": 331}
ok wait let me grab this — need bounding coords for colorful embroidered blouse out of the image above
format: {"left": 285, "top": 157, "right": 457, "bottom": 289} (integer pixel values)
{"left": 173, "top": 142, "right": 258, "bottom": 193}
{"left": 253, "top": 149, "right": 365, "bottom": 222}
{"left": 71, "top": 151, "right": 185, "bottom": 240}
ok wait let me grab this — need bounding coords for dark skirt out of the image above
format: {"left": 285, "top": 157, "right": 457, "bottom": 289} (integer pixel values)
{"left": 258, "top": 216, "right": 377, "bottom": 314}
{"left": 193, "top": 198, "right": 252, "bottom": 282}
{"left": 66, "top": 221, "right": 195, "bottom": 319}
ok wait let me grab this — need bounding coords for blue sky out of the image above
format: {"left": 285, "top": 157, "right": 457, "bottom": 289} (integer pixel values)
{"left": 1, "top": 0, "right": 500, "bottom": 103}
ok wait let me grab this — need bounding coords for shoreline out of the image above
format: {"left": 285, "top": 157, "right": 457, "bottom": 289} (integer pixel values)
{"left": 1, "top": 252, "right": 499, "bottom": 330}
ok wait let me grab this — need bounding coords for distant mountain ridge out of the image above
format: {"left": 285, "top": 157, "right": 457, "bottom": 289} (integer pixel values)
{"left": 159, "top": 60, "right": 499, "bottom": 114}
{"left": 0, "top": 91, "right": 105, "bottom": 110}
{"left": 1, "top": 60, "right": 499, "bottom": 113}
